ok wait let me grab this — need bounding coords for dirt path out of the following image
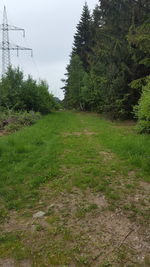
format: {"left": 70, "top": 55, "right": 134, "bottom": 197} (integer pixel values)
{"left": 0, "top": 113, "right": 150, "bottom": 266}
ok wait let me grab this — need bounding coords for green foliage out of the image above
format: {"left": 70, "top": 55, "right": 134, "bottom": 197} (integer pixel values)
{"left": 63, "top": 0, "right": 150, "bottom": 122}
{"left": 128, "top": 19, "right": 150, "bottom": 66}
{"left": 0, "top": 110, "right": 41, "bottom": 133}
{"left": 0, "top": 67, "right": 24, "bottom": 110}
{"left": 135, "top": 77, "right": 150, "bottom": 133}
{"left": 72, "top": 2, "right": 91, "bottom": 71}
{"left": 22, "top": 78, "right": 56, "bottom": 114}
{"left": 63, "top": 55, "right": 88, "bottom": 110}
{"left": 0, "top": 67, "right": 56, "bottom": 114}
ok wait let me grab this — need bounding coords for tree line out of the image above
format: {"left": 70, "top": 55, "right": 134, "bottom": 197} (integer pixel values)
{"left": 0, "top": 67, "right": 58, "bottom": 114}
{"left": 62, "top": 0, "right": 150, "bottom": 133}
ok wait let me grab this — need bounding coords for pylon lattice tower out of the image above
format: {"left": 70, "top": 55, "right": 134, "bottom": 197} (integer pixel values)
{"left": 0, "top": 6, "right": 33, "bottom": 76}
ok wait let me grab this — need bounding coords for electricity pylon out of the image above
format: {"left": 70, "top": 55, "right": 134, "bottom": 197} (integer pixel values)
{"left": 0, "top": 6, "right": 33, "bottom": 76}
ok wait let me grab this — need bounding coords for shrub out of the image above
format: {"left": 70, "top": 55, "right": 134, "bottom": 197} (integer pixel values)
{"left": 135, "top": 77, "right": 150, "bottom": 133}
{"left": 0, "top": 67, "right": 57, "bottom": 114}
{"left": 17, "top": 111, "right": 41, "bottom": 126}
{"left": 0, "top": 110, "right": 41, "bottom": 133}
{"left": 5, "top": 123, "right": 22, "bottom": 133}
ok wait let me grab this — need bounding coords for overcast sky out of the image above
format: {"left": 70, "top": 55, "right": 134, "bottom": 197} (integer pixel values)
{"left": 0, "top": 0, "right": 98, "bottom": 99}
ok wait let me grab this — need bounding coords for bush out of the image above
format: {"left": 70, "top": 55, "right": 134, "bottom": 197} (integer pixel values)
{"left": 5, "top": 123, "right": 22, "bottom": 133}
{"left": 0, "top": 67, "right": 57, "bottom": 114}
{"left": 0, "top": 110, "right": 41, "bottom": 133}
{"left": 17, "top": 111, "right": 41, "bottom": 126}
{"left": 135, "top": 77, "right": 150, "bottom": 133}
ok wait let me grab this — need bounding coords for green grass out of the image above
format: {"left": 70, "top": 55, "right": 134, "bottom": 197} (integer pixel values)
{"left": 0, "top": 111, "right": 149, "bottom": 212}
{"left": 0, "top": 232, "right": 30, "bottom": 260}
{"left": 79, "top": 113, "right": 150, "bottom": 178}
{"left": 0, "top": 113, "right": 67, "bottom": 208}
{"left": 0, "top": 111, "right": 149, "bottom": 266}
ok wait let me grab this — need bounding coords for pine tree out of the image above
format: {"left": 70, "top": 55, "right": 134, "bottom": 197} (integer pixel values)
{"left": 88, "top": 0, "right": 150, "bottom": 118}
{"left": 63, "top": 55, "right": 86, "bottom": 110}
{"left": 62, "top": 0, "right": 150, "bottom": 120}
{"left": 72, "top": 2, "right": 91, "bottom": 71}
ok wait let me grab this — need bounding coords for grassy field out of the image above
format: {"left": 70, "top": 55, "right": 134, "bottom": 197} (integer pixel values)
{"left": 0, "top": 111, "right": 150, "bottom": 266}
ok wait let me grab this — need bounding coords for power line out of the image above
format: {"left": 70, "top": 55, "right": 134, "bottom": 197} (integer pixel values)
{"left": 0, "top": 6, "right": 33, "bottom": 76}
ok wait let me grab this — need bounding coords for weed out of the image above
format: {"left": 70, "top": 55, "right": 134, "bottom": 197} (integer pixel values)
{"left": 46, "top": 215, "right": 60, "bottom": 225}
{"left": 145, "top": 255, "right": 150, "bottom": 265}
{"left": 125, "top": 184, "right": 135, "bottom": 189}
{"left": 0, "top": 209, "right": 8, "bottom": 223}
{"left": 62, "top": 228, "right": 73, "bottom": 241}
{"left": 35, "top": 224, "right": 45, "bottom": 231}
{"left": 0, "top": 232, "right": 29, "bottom": 260}
{"left": 76, "top": 203, "right": 98, "bottom": 218}
{"left": 101, "top": 261, "right": 112, "bottom": 267}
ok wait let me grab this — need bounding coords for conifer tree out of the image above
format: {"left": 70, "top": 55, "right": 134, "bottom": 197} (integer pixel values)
{"left": 63, "top": 55, "right": 86, "bottom": 110}
{"left": 72, "top": 2, "right": 91, "bottom": 71}
{"left": 62, "top": 0, "right": 150, "bottom": 120}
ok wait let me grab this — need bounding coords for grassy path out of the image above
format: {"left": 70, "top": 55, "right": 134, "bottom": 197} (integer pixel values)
{"left": 0, "top": 111, "right": 149, "bottom": 266}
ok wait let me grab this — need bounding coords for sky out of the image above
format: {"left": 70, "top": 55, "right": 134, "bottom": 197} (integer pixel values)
{"left": 0, "top": 0, "right": 98, "bottom": 99}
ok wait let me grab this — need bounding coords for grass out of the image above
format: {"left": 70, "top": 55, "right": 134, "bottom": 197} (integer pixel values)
{"left": 0, "top": 232, "right": 30, "bottom": 260}
{"left": 76, "top": 203, "right": 98, "bottom": 218}
{"left": 79, "top": 113, "right": 150, "bottom": 179}
{"left": 0, "top": 113, "right": 65, "bottom": 210}
{"left": 0, "top": 111, "right": 149, "bottom": 266}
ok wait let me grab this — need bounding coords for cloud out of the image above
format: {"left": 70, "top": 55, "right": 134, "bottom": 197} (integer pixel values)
{"left": 0, "top": 0, "right": 98, "bottom": 99}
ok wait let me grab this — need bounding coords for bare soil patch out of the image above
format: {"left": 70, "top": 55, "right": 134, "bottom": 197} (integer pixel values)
{"left": 0, "top": 259, "right": 31, "bottom": 267}
{"left": 0, "top": 131, "right": 6, "bottom": 137}
{"left": 1, "top": 187, "right": 149, "bottom": 266}
{"left": 140, "top": 181, "right": 150, "bottom": 191}
{"left": 0, "top": 259, "right": 14, "bottom": 267}
{"left": 62, "top": 131, "right": 96, "bottom": 137}
{"left": 99, "top": 150, "right": 114, "bottom": 161}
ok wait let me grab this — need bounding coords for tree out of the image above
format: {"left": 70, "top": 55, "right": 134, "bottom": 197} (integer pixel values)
{"left": 63, "top": 0, "right": 150, "bottom": 121}
{"left": 63, "top": 55, "right": 87, "bottom": 110}
{"left": 135, "top": 76, "right": 150, "bottom": 133}
{"left": 88, "top": 0, "right": 150, "bottom": 118}
{"left": 72, "top": 2, "right": 91, "bottom": 71}
{"left": 0, "top": 67, "right": 56, "bottom": 114}
{"left": 0, "top": 67, "right": 24, "bottom": 110}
